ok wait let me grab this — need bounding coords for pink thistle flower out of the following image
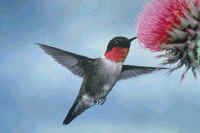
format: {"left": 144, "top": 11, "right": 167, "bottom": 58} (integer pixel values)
{"left": 137, "top": 0, "right": 200, "bottom": 80}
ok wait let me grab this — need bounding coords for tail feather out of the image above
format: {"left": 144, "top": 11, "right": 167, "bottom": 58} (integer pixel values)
{"left": 63, "top": 95, "right": 94, "bottom": 125}
{"left": 63, "top": 101, "right": 79, "bottom": 125}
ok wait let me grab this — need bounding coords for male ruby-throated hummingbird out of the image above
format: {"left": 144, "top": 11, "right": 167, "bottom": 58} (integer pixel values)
{"left": 38, "top": 36, "right": 166, "bottom": 125}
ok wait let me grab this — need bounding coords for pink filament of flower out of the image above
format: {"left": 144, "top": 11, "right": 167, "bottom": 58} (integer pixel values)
{"left": 137, "top": 0, "right": 196, "bottom": 51}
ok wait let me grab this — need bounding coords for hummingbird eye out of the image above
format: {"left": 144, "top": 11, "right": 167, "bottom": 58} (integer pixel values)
{"left": 114, "top": 39, "right": 120, "bottom": 45}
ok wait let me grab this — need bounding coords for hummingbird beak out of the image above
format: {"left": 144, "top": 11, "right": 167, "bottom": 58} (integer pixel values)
{"left": 129, "top": 37, "right": 137, "bottom": 42}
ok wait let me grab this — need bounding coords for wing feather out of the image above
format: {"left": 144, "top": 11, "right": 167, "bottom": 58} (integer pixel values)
{"left": 37, "top": 43, "right": 94, "bottom": 77}
{"left": 119, "top": 65, "right": 167, "bottom": 80}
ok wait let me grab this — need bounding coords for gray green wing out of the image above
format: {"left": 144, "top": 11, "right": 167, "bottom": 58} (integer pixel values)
{"left": 37, "top": 43, "right": 94, "bottom": 77}
{"left": 119, "top": 65, "right": 167, "bottom": 80}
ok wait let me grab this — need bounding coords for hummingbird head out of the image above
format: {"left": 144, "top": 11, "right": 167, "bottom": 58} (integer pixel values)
{"left": 104, "top": 36, "right": 136, "bottom": 63}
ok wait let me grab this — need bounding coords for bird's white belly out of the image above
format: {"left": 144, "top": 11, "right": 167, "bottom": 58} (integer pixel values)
{"left": 103, "top": 84, "right": 112, "bottom": 91}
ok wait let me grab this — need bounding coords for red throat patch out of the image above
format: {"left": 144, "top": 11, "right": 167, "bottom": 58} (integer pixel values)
{"left": 104, "top": 47, "right": 129, "bottom": 62}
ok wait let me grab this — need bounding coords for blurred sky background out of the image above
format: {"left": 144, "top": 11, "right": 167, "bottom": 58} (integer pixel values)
{"left": 1, "top": 0, "right": 200, "bottom": 133}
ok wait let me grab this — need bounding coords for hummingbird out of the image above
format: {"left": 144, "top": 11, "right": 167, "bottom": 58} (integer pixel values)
{"left": 37, "top": 36, "right": 166, "bottom": 125}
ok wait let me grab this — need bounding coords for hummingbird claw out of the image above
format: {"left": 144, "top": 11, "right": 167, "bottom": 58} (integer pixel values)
{"left": 95, "top": 97, "right": 106, "bottom": 105}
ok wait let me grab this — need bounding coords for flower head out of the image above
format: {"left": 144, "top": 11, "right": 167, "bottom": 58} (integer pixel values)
{"left": 137, "top": 0, "right": 200, "bottom": 80}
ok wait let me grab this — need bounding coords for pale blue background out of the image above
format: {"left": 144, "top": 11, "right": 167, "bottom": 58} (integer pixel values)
{"left": 1, "top": 0, "right": 200, "bottom": 133}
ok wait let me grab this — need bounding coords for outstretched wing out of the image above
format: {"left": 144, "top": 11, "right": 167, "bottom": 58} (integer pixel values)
{"left": 37, "top": 43, "right": 94, "bottom": 77}
{"left": 119, "top": 65, "right": 167, "bottom": 80}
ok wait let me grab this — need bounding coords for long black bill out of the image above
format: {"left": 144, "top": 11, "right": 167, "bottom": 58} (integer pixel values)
{"left": 129, "top": 37, "right": 137, "bottom": 42}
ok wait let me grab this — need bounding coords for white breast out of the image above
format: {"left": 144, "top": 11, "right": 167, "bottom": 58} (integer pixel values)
{"left": 102, "top": 57, "right": 122, "bottom": 74}
{"left": 101, "top": 57, "right": 122, "bottom": 91}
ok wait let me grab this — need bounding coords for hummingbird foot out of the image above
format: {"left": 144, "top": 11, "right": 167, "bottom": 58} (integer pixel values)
{"left": 94, "top": 97, "right": 106, "bottom": 105}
